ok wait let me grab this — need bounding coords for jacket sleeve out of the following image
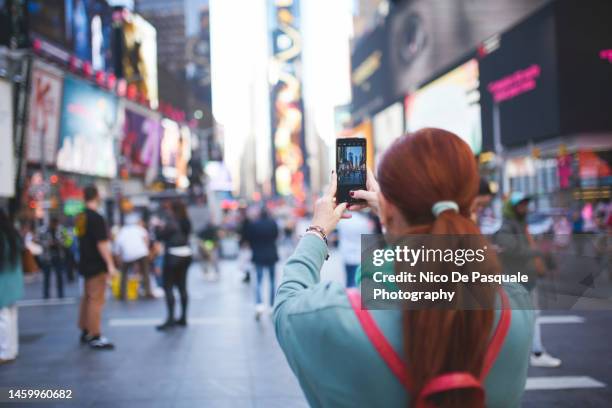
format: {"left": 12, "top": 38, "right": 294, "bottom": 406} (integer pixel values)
{"left": 273, "top": 234, "right": 348, "bottom": 353}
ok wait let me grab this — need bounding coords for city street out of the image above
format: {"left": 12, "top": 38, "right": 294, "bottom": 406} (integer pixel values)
{"left": 1, "top": 0, "right": 611, "bottom": 406}
{"left": 2, "top": 249, "right": 612, "bottom": 407}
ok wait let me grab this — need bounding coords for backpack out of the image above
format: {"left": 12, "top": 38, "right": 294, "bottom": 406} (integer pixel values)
{"left": 346, "top": 287, "right": 511, "bottom": 408}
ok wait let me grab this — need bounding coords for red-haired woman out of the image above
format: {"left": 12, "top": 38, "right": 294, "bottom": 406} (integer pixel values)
{"left": 274, "top": 128, "right": 534, "bottom": 407}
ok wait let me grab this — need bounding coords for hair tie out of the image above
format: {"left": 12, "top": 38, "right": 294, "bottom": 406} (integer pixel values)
{"left": 432, "top": 201, "right": 459, "bottom": 217}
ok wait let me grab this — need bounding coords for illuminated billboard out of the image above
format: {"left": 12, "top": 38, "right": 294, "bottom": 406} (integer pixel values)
{"left": 26, "top": 60, "right": 64, "bottom": 164}
{"left": 160, "top": 119, "right": 191, "bottom": 189}
{"left": 270, "top": 0, "right": 307, "bottom": 200}
{"left": 405, "top": 58, "right": 482, "bottom": 154}
{"left": 372, "top": 102, "right": 404, "bottom": 158}
{"left": 117, "top": 11, "right": 159, "bottom": 107}
{"left": 185, "top": 0, "right": 212, "bottom": 123}
{"left": 120, "top": 102, "right": 162, "bottom": 184}
{"left": 56, "top": 75, "right": 119, "bottom": 177}
{"left": 27, "top": 0, "right": 114, "bottom": 71}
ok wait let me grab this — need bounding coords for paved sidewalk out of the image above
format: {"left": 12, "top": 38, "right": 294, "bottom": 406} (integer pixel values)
{"left": 2, "top": 248, "right": 612, "bottom": 407}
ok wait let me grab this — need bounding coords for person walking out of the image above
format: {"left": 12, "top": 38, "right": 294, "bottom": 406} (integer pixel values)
{"left": 40, "top": 217, "right": 65, "bottom": 299}
{"left": 336, "top": 211, "right": 373, "bottom": 287}
{"left": 114, "top": 212, "right": 152, "bottom": 300}
{"left": 0, "top": 210, "right": 24, "bottom": 364}
{"left": 496, "top": 192, "right": 562, "bottom": 368}
{"left": 75, "top": 185, "right": 117, "bottom": 350}
{"left": 62, "top": 220, "right": 77, "bottom": 282}
{"left": 237, "top": 206, "right": 252, "bottom": 283}
{"left": 157, "top": 201, "right": 193, "bottom": 330}
{"left": 197, "top": 220, "right": 220, "bottom": 280}
{"left": 274, "top": 129, "right": 534, "bottom": 407}
{"left": 245, "top": 206, "right": 279, "bottom": 320}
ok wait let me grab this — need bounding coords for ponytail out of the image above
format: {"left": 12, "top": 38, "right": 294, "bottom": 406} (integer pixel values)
{"left": 377, "top": 129, "right": 501, "bottom": 408}
{"left": 405, "top": 209, "right": 497, "bottom": 408}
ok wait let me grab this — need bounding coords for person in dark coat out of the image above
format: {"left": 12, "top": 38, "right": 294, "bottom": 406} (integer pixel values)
{"left": 245, "top": 206, "right": 279, "bottom": 320}
{"left": 156, "top": 201, "right": 193, "bottom": 330}
{"left": 495, "top": 192, "right": 561, "bottom": 368}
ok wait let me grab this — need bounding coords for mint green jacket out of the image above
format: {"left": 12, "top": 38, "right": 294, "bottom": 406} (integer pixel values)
{"left": 274, "top": 235, "right": 534, "bottom": 408}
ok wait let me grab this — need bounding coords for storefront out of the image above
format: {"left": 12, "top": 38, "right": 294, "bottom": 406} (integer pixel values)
{"left": 504, "top": 134, "right": 612, "bottom": 212}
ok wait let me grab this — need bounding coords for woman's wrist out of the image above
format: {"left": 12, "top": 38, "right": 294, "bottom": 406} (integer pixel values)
{"left": 304, "top": 226, "right": 330, "bottom": 260}
{"left": 306, "top": 225, "right": 328, "bottom": 245}
{"left": 304, "top": 230, "right": 325, "bottom": 242}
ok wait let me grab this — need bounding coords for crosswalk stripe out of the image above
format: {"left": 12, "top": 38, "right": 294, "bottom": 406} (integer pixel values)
{"left": 108, "top": 317, "right": 242, "bottom": 327}
{"left": 17, "top": 298, "right": 77, "bottom": 307}
{"left": 525, "top": 376, "right": 605, "bottom": 391}
{"left": 538, "top": 315, "right": 585, "bottom": 324}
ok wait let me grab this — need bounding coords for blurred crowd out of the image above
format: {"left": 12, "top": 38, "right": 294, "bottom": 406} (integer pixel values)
{"left": 1, "top": 175, "right": 611, "bottom": 365}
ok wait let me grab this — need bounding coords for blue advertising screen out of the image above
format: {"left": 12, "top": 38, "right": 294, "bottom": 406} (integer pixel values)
{"left": 56, "top": 75, "right": 119, "bottom": 177}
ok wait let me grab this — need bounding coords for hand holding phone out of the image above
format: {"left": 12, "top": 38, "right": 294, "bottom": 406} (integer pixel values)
{"left": 311, "top": 171, "right": 350, "bottom": 235}
{"left": 348, "top": 167, "right": 381, "bottom": 216}
{"left": 336, "top": 137, "right": 367, "bottom": 204}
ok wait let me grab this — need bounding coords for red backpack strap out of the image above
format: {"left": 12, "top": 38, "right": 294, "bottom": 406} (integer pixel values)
{"left": 480, "top": 286, "right": 512, "bottom": 380}
{"left": 416, "top": 373, "right": 484, "bottom": 408}
{"left": 346, "top": 289, "right": 413, "bottom": 391}
{"left": 416, "top": 287, "right": 511, "bottom": 407}
{"left": 346, "top": 286, "right": 512, "bottom": 398}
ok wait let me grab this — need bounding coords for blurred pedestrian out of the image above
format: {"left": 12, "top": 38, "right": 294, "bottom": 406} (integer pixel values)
{"left": 471, "top": 178, "right": 495, "bottom": 224}
{"left": 0, "top": 209, "right": 23, "bottom": 364}
{"left": 157, "top": 201, "right": 193, "bottom": 330}
{"left": 336, "top": 211, "right": 373, "bottom": 287}
{"left": 274, "top": 129, "right": 534, "bottom": 406}
{"left": 572, "top": 209, "right": 585, "bottom": 256}
{"left": 237, "top": 206, "right": 252, "bottom": 283}
{"left": 197, "top": 220, "right": 220, "bottom": 280}
{"left": 62, "top": 220, "right": 77, "bottom": 282}
{"left": 245, "top": 206, "right": 279, "bottom": 320}
{"left": 75, "top": 185, "right": 117, "bottom": 350}
{"left": 594, "top": 203, "right": 611, "bottom": 276}
{"left": 40, "top": 217, "right": 65, "bottom": 299}
{"left": 552, "top": 214, "right": 572, "bottom": 249}
{"left": 114, "top": 213, "right": 152, "bottom": 300}
{"left": 496, "top": 192, "right": 561, "bottom": 368}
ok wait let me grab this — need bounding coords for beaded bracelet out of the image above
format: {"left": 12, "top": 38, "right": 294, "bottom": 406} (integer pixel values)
{"left": 305, "top": 225, "right": 330, "bottom": 260}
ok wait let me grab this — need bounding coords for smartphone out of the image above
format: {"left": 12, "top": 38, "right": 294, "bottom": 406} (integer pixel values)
{"left": 336, "top": 137, "right": 367, "bottom": 204}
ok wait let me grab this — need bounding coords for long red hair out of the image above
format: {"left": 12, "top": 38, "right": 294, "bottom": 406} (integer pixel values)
{"left": 377, "top": 128, "right": 500, "bottom": 408}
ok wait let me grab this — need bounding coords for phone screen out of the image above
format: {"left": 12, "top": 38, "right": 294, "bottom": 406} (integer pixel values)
{"left": 336, "top": 138, "right": 367, "bottom": 204}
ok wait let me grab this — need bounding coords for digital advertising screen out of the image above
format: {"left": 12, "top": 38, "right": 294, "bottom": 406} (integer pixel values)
{"left": 478, "top": 6, "right": 559, "bottom": 148}
{"left": 372, "top": 102, "right": 404, "bottom": 159}
{"left": 554, "top": 0, "right": 612, "bottom": 134}
{"left": 120, "top": 103, "right": 162, "bottom": 184}
{"left": 119, "top": 12, "right": 158, "bottom": 107}
{"left": 270, "top": 0, "right": 307, "bottom": 200}
{"left": 27, "top": 0, "right": 114, "bottom": 71}
{"left": 26, "top": 60, "right": 64, "bottom": 165}
{"left": 56, "top": 75, "right": 119, "bottom": 178}
{"left": 160, "top": 119, "right": 191, "bottom": 188}
{"left": 185, "top": 0, "right": 212, "bottom": 110}
{"left": 350, "top": 23, "right": 392, "bottom": 122}
{"left": 350, "top": 0, "right": 548, "bottom": 120}
{"left": 81, "top": 0, "right": 114, "bottom": 72}
{"left": 405, "top": 58, "right": 482, "bottom": 154}
{"left": 27, "top": 0, "right": 67, "bottom": 48}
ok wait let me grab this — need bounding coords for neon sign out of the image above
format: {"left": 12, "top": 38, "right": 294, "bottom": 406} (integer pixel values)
{"left": 600, "top": 49, "right": 612, "bottom": 63}
{"left": 487, "top": 64, "right": 541, "bottom": 103}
